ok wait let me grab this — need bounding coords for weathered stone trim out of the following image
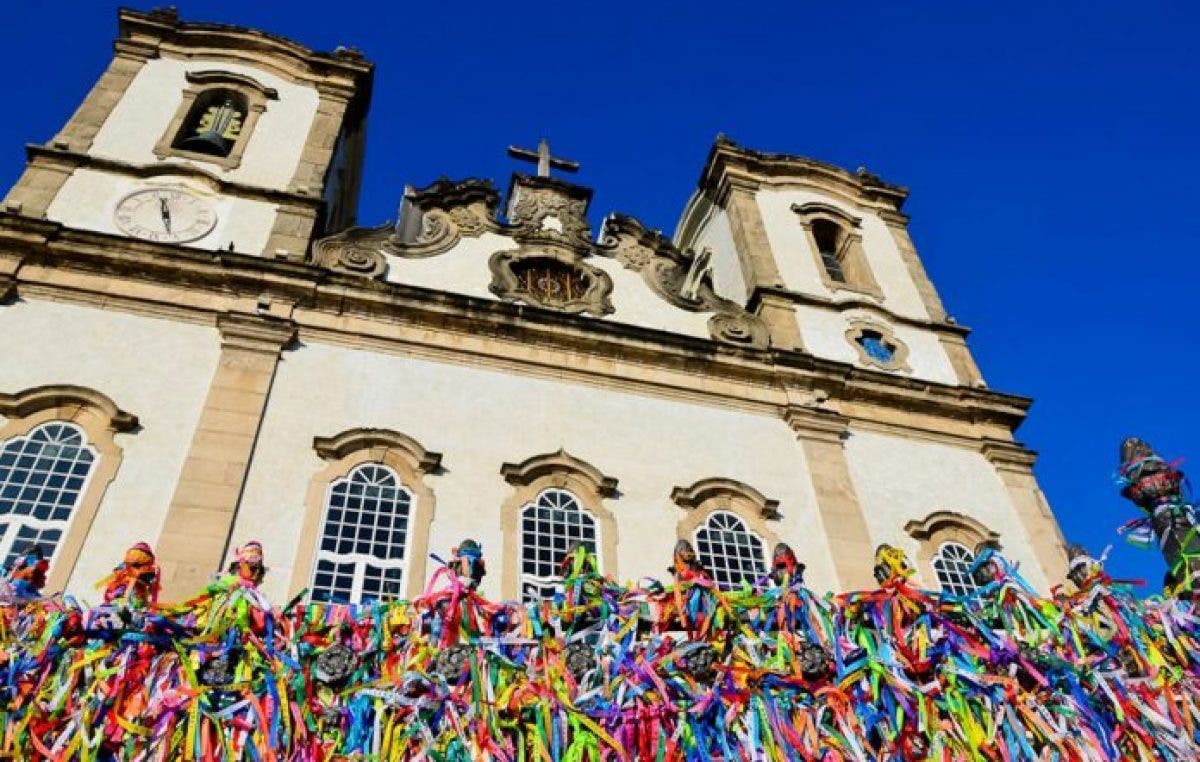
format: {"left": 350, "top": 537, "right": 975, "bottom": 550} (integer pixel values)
{"left": 0, "top": 385, "right": 137, "bottom": 592}
{"left": 881, "top": 218, "right": 947, "bottom": 322}
{"left": 290, "top": 428, "right": 441, "bottom": 601}
{"left": 722, "top": 180, "right": 784, "bottom": 298}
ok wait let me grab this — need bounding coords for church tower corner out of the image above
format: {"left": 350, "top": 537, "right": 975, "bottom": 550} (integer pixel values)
{"left": 2, "top": 7, "right": 373, "bottom": 259}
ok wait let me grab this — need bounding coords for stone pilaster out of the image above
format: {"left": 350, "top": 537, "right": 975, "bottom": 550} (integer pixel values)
{"left": 880, "top": 212, "right": 947, "bottom": 322}
{"left": 723, "top": 179, "right": 784, "bottom": 297}
{"left": 752, "top": 291, "right": 805, "bottom": 351}
{"left": 981, "top": 439, "right": 1069, "bottom": 585}
{"left": 52, "top": 40, "right": 155, "bottom": 153}
{"left": 939, "top": 332, "right": 986, "bottom": 387}
{"left": 155, "top": 313, "right": 295, "bottom": 599}
{"left": 784, "top": 406, "right": 876, "bottom": 590}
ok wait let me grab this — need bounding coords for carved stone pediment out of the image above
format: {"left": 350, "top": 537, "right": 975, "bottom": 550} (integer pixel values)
{"left": 488, "top": 249, "right": 613, "bottom": 316}
{"left": 311, "top": 178, "right": 502, "bottom": 277}
{"left": 599, "top": 213, "right": 769, "bottom": 349}
{"left": 504, "top": 174, "right": 592, "bottom": 252}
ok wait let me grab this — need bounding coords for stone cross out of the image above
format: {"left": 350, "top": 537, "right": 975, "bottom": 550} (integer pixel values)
{"left": 507, "top": 138, "right": 579, "bottom": 178}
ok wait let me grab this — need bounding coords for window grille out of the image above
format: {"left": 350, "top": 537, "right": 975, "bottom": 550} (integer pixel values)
{"left": 933, "top": 542, "right": 980, "bottom": 597}
{"left": 520, "top": 488, "right": 598, "bottom": 602}
{"left": 310, "top": 464, "right": 411, "bottom": 604}
{"left": 0, "top": 422, "right": 96, "bottom": 568}
{"left": 694, "top": 510, "right": 766, "bottom": 590}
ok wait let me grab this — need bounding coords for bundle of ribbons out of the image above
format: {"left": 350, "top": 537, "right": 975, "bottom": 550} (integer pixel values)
{"left": 3, "top": 544, "right": 1200, "bottom": 761}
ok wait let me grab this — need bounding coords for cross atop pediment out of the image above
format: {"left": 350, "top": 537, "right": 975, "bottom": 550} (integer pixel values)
{"left": 507, "top": 138, "right": 579, "bottom": 178}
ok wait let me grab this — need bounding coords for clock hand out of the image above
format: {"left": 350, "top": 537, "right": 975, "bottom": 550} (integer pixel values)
{"left": 159, "top": 197, "right": 172, "bottom": 234}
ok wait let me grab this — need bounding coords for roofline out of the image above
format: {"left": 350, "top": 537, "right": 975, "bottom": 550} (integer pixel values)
{"left": 117, "top": 7, "right": 374, "bottom": 88}
{"left": 695, "top": 135, "right": 910, "bottom": 211}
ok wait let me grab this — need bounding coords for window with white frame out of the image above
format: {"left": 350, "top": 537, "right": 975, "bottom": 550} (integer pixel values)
{"left": 694, "top": 510, "right": 766, "bottom": 590}
{"left": 932, "top": 541, "right": 980, "bottom": 597}
{"left": 0, "top": 422, "right": 96, "bottom": 569}
{"left": 520, "top": 488, "right": 598, "bottom": 602}
{"left": 310, "top": 463, "right": 412, "bottom": 604}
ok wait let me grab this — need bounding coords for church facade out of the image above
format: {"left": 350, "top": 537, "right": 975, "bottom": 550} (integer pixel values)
{"left": 0, "top": 8, "right": 1067, "bottom": 605}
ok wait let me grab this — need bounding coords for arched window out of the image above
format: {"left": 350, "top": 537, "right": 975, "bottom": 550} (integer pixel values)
{"left": 310, "top": 463, "right": 413, "bottom": 604}
{"left": 171, "top": 89, "right": 248, "bottom": 158}
{"left": 792, "top": 202, "right": 883, "bottom": 298}
{"left": 694, "top": 510, "right": 766, "bottom": 590}
{"left": 811, "top": 219, "right": 847, "bottom": 283}
{"left": 932, "top": 541, "right": 980, "bottom": 597}
{"left": 0, "top": 422, "right": 96, "bottom": 568}
{"left": 520, "top": 488, "right": 598, "bottom": 602}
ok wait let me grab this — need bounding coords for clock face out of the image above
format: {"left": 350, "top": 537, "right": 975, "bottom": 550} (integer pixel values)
{"left": 114, "top": 188, "right": 217, "bottom": 243}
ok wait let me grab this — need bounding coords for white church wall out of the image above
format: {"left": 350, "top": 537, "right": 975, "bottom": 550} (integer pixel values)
{"left": 45, "top": 168, "right": 278, "bottom": 254}
{"left": 88, "top": 57, "right": 319, "bottom": 190}
{"left": 841, "top": 429, "right": 1052, "bottom": 592}
{"left": 0, "top": 299, "right": 220, "bottom": 598}
{"left": 793, "top": 304, "right": 959, "bottom": 385}
{"left": 689, "top": 205, "right": 747, "bottom": 303}
{"left": 234, "top": 341, "right": 842, "bottom": 601}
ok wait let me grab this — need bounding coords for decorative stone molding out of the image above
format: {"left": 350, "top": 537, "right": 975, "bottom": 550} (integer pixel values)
{"left": 290, "top": 428, "right": 441, "bottom": 601}
{"left": 312, "top": 428, "right": 442, "bottom": 472}
{"left": 0, "top": 385, "right": 138, "bottom": 592}
{"left": 152, "top": 70, "right": 278, "bottom": 171}
{"left": 310, "top": 222, "right": 390, "bottom": 278}
{"left": 311, "top": 179, "right": 501, "bottom": 271}
{"left": 904, "top": 511, "right": 1000, "bottom": 545}
{"left": 505, "top": 175, "right": 593, "bottom": 251}
{"left": 498, "top": 450, "right": 619, "bottom": 598}
{"left": 216, "top": 312, "right": 296, "bottom": 354}
{"left": 598, "top": 213, "right": 770, "bottom": 349}
{"left": 500, "top": 449, "right": 619, "bottom": 498}
{"left": 844, "top": 318, "right": 911, "bottom": 373}
{"left": 0, "top": 385, "right": 138, "bottom": 432}
{"left": 488, "top": 249, "right": 615, "bottom": 317}
{"left": 670, "top": 477, "right": 780, "bottom": 519}
{"left": 783, "top": 405, "right": 849, "bottom": 444}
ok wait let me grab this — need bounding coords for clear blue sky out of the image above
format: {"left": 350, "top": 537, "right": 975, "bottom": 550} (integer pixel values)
{"left": 3, "top": 2, "right": 1196, "bottom": 591}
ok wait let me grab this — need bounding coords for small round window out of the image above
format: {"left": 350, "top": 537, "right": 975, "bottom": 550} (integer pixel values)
{"left": 855, "top": 329, "right": 896, "bottom": 363}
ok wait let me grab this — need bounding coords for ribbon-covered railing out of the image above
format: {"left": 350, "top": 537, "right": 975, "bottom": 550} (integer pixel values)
{"left": 1, "top": 537, "right": 1199, "bottom": 762}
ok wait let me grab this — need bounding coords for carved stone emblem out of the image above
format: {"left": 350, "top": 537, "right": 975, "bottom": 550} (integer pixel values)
{"left": 489, "top": 251, "right": 614, "bottom": 316}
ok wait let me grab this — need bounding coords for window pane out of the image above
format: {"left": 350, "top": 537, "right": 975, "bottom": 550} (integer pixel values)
{"left": 695, "top": 511, "right": 766, "bottom": 591}
{"left": 519, "top": 489, "right": 599, "bottom": 603}
{"left": 0, "top": 422, "right": 96, "bottom": 567}
{"left": 310, "top": 463, "right": 412, "bottom": 605}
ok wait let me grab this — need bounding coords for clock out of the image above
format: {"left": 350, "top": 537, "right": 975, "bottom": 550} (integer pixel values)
{"left": 114, "top": 187, "right": 217, "bottom": 243}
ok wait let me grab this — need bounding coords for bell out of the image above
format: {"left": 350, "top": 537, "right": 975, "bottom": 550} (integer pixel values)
{"left": 178, "top": 99, "right": 239, "bottom": 157}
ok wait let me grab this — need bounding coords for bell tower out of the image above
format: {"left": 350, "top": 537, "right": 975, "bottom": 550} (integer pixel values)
{"left": 2, "top": 8, "right": 373, "bottom": 258}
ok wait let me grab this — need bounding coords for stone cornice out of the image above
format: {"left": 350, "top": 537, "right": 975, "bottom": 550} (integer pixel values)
{"left": 312, "top": 428, "right": 442, "bottom": 472}
{"left": 216, "top": 312, "right": 297, "bottom": 353}
{"left": 981, "top": 438, "right": 1040, "bottom": 472}
{"left": 0, "top": 384, "right": 139, "bottom": 432}
{"left": 749, "top": 285, "right": 972, "bottom": 338}
{"left": 697, "top": 136, "right": 909, "bottom": 214}
{"left": 0, "top": 213, "right": 1033, "bottom": 441}
{"left": 22, "top": 146, "right": 328, "bottom": 209}
{"left": 783, "top": 406, "right": 851, "bottom": 443}
{"left": 118, "top": 8, "right": 374, "bottom": 85}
